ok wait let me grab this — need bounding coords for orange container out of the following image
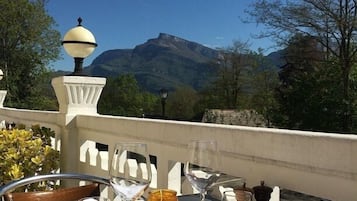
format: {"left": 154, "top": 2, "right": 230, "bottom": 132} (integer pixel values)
{"left": 148, "top": 189, "right": 178, "bottom": 201}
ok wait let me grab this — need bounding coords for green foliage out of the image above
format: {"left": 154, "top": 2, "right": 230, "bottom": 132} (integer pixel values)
{"left": 98, "top": 74, "right": 159, "bottom": 117}
{"left": 30, "top": 124, "right": 56, "bottom": 147}
{"left": 196, "top": 41, "right": 278, "bottom": 125}
{"left": 0, "top": 0, "right": 61, "bottom": 109}
{"left": 0, "top": 125, "right": 59, "bottom": 191}
{"left": 201, "top": 41, "right": 253, "bottom": 109}
{"left": 272, "top": 34, "right": 345, "bottom": 132}
{"left": 248, "top": 0, "right": 357, "bottom": 132}
{"left": 166, "top": 87, "right": 199, "bottom": 120}
{"left": 248, "top": 51, "right": 279, "bottom": 126}
{"left": 226, "top": 43, "right": 252, "bottom": 108}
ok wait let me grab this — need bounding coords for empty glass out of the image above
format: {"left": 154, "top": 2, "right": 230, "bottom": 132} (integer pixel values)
{"left": 184, "top": 140, "right": 221, "bottom": 201}
{"left": 78, "top": 196, "right": 109, "bottom": 201}
{"left": 109, "top": 142, "right": 152, "bottom": 201}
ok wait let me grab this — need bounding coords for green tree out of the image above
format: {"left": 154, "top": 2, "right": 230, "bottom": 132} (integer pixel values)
{"left": 248, "top": 50, "right": 279, "bottom": 127}
{"left": 195, "top": 42, "right": 279, "bottom": 126}
{"left": 248, "top": 0, "right": 357, "bottom": 132}
{"left": 273, "top": 34, "right": 344, "bottom": 132}
{"left": 0, "top": 0, "right": 61, "bottom": 109}
{"left": 98, "top": 74, "right": 158, "bottom": 117}
{"left": 166, "top": 87, "right": 199, "bottom": 120}
{"left": 210, "top": 41, "right": 253, "bottom": 109}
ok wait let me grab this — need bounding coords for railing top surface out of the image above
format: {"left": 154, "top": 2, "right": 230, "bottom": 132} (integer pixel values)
{"left": 77, "top": 114, "right": 357, "bottom": 140}
{"left": 2, "top": 105, "right": 357, "bottom": 141}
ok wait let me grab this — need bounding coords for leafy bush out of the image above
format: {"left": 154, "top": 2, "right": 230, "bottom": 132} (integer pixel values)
{"left": 0, "top": 124, "right": 60, "bottom": 191}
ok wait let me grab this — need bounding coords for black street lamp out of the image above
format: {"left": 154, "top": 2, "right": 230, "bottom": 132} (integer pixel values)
{"left": 62, "top": 17, "right": 97, "bottom": 76}
{"left": 160, "top": 88, "right": 168, "bottom": 118}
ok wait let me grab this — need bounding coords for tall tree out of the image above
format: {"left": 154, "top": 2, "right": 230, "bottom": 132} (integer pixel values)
{"left": 273, "top": 34, "right": 344, "bottom": 131}
{"left": 0, "top": 0, "right": 61, "bottom": 108}
{"left": 248, "top": 0, "right": 357, "bottom": 132}
{"left": 196, "top": 41, "right": 278, "bottom": 126}
{"left": 166, "top": 87, "right": 199, "bottom": 121}
{"left": 249, "top": 50, "right": 279, "bottom": 127}
{"left": 213, "top": 41, "right": 253, "bottom": 109}
{"left": 98, "top": 74, "right": 158, "bottom": 117}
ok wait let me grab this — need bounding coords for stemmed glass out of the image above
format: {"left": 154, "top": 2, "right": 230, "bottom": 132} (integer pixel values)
{"left": 184, "top": 140, "right": 221, "bottom": 201}
{"left": 109, "top": 142, "right": 152, "bottom": 201}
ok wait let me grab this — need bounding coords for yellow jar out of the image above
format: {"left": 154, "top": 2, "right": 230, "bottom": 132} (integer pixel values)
{"left": 148, "top": 189, "right": 178, "bottom": 201}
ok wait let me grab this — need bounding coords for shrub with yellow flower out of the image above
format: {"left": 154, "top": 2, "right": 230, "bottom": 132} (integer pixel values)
{"left": 0, "top": 124, "right": 60, "bottom": 191}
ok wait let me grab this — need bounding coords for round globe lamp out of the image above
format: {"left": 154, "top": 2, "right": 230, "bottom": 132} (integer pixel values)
{"left": 62, "top": 17, "right": 97, "bottom": 75}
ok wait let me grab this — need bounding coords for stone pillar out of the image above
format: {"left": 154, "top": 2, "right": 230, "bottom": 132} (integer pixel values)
{"left": 0, "top": 90, "right": 7, "bottom": 107}
{"left": 52, "top": 76, "right": 106, "bottom": 116}
{"left": 51, "top": 76, "right": 106, "bottom": 173}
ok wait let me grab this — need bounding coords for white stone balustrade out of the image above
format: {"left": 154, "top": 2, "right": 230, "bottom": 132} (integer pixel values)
{"left": 0, "top": 76, "right": 355, "bottom": 201}
{"left": 0, "top": 90, "right": 7, "bottom": 107}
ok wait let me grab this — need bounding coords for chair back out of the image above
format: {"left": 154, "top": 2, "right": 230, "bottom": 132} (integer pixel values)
{"left": 4, "top": 183, "right": 99, "bottom": 201}
{"left": 0, "top": 173, "right": 110, "bottom": 201}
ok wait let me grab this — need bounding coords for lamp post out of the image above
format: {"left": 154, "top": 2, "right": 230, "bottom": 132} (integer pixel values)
{"left": 62, "top": 17, "right": 97, "bottom": 76}
{"left": 160, "top": 88, "right": 168, "bottom": 118}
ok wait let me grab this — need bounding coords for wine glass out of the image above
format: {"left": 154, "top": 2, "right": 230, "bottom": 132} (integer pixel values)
{"left": 109, "top": 142, "right": 152, "bottom": 201}
{"left": 184, "top": 140, "right": 221, "bottom": 201}
{"left": 78, "top": 196, "right": 108, "bottom": 201}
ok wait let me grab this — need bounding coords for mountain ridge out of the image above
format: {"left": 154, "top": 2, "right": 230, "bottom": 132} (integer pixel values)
{"left": 85, "top": 33, "right": 221, "bottom": 93}
{"left": 83, "top": 33, "right": 284, "bottom": 93}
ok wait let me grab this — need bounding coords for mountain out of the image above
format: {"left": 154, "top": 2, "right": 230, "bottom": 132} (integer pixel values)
{"left": 82, "top": 33, "right": 286, "bottom": 93}
{"left": 84, "top": 33, "right": 220, "bottom": 93}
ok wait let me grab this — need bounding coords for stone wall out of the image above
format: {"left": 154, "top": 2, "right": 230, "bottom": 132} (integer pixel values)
{"left": 202, "top": 109, "right": 267, "bottom": 127}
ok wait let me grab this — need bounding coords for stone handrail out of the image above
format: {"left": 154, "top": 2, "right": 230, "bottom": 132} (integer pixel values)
{"left": 0, "top": 76, "right": 355, "bottom": 201}
{"left": 75, "top": 115, "right": 357, "bottom": 201}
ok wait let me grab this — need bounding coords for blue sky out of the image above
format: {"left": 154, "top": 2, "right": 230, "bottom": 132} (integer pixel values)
{"left": 46, "top": 0, "right": 275, "bottom": 72}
